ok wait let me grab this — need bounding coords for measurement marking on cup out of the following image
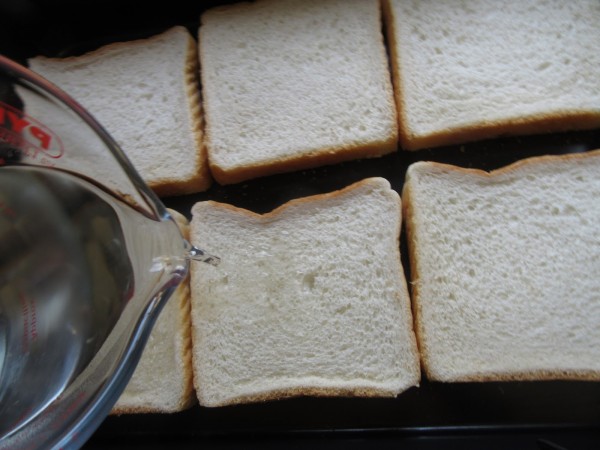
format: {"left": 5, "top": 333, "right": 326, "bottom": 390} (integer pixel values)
{"left": 18, "top": 291, "right": 38, "bottom": 353}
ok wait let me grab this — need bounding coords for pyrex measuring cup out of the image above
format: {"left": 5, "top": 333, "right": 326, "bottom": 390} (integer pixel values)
{"left": 0, "top": 55, "right": 218, "bottom": 449}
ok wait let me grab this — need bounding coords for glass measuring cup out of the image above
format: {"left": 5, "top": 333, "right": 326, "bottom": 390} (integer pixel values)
{"left": 0, "top": 55, "right": 218, "bottom": 449}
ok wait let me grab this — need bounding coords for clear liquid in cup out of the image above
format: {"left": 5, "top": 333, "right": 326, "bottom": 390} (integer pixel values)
{"left": 0, "top": 166, "right": 188, "bottom": 440}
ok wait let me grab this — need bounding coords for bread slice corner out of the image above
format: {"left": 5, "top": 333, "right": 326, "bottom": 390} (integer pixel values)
{"left": 28, "top": 26, "right": 212, "bottom": 196}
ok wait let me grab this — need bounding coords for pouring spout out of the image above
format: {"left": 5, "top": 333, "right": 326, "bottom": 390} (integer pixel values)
{"left": 184, "top": 240, "right": 221, "bottom": 266}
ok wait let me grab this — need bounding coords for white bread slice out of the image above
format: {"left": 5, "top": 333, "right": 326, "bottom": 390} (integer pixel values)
{"left": 199, "top": 0, "right": 398, "bottom": 185}
{"left": 28, "top": 26, "right": 211, "bottom": 196}
{"left": 402, "top": 150, "right": 600, "bottom": 382}
{"left": 383, "top": 0, "right": 600, "bottom": 150}
{"left": 189, "top": 178, "right": 420, "bottom": 407}
{"left": 112, "top": 209, "right": 195, "bottom": 414}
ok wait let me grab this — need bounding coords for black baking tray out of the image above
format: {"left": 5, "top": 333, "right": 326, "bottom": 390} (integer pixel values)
{"left": 2, "top": 1, "right": 599, "bottom": 448}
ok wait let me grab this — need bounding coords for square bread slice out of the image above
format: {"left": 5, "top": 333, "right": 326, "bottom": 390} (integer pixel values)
{"left": 402, "top": 150, "right": 600, "bottom": 382}
{"left": 112, "top": 209, "right": 195, "bottom": 414}
{"left": 28, "top": 26, "right": 211, "bottom": 196}
{"left": 189, "top": 178, "right": 420, "bottom": 407}
{"left": 383, "top": 0, "right": 600, "bottom": 150}
{"left": 199, "top": 0, "right": 398, "bottom": 185}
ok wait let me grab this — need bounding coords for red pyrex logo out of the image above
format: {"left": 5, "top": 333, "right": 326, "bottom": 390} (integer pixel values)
{"left": 0, "top": 100, "right": 64, "bottom": 159}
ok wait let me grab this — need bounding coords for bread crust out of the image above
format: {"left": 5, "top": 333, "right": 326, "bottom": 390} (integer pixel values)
{"left": 206, "top": 136, "right": 397, "bottom": 186}
{"left": 156, "top": 28, "right": 212, "bottom": 196}
{"left": 145, "top": 27, "right": 212, "bottom": 196}
{"left": 399, "top": 110, "right": 600, "bottom": 152}
{"left": 381, "top": 0, "right": 410, "bottom": 150}
{"left": 193, "top": 176, "right": 392, "bottom": 221}
{"left": 406, "top": 148, "right": 600, "bottom": 181}
{"left": 197, "top": 383, "right": 410, "bottom": 408}
{"left": 402, "top": 149, "right": 600, "bottom": 382}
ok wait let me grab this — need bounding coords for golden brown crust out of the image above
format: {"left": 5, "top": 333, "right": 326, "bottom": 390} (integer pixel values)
{"left": 408, "top": 148, "right": 600, "bottom": 180}
{"left": 381, "top": 0, "right": 411, "bottom": 152}
{"left": 182, "top": 30, "right": 212, "bottom": 193}
{"left": 400, "top": 111, "right": 600, "bottom": 151}
{"left": 189, "top": 316, "right": 203, "bottom": 408}
{"left": 199, "top": 384, "right": 407, "bottom": 408}
{"left": 169, "top": 211, "right": 196, "bottom": 410}
{"left": 193, "top": 176, "right": 392, "bottom": 222}
{"left": 111, "top": 396, "right": 196, "bottom": 415}
{"left": 400, "top": 178, "right": 429, "bottom": 378}
{"left": 392, "top": 183, "right": 422, "bottom": 387}
{"left": 175, "top": 276, "right": 197, "bottom": 411}
{"left": 402, "top": 149, "right": 600, "bottom": 381}
{"left": 146, "top": 28, "right": 212, "bottom": 197}
{"left": 429, "top": 370, "right": 600, "bottom": 383}
{"left": 207, "top": 136, "right": 397, "bottom": 185}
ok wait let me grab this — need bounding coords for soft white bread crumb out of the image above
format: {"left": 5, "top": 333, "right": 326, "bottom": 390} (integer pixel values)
{"left": 383, "top": 0, "right": 600, "bottom": 150}
{"left": 28, "top": 26, "right": 211, "bottom": 196}
{"left": 112, "top": 209, "right": 195, "bottom": 414}
{"left": 403, "top": 150, "right": 600, "bottom": 381}
{"left": 189, "top": 178, "right": 420, "bottom": 407}
{"left": 199, "top": 0, "right": 398, "bottom": 184}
